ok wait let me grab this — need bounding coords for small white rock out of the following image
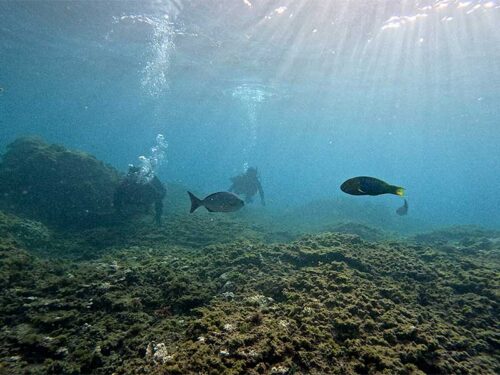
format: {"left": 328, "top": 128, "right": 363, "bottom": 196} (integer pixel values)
{"left": 304, "top": 306, "right": 314, "bottom": 314}
{"left": 153, "top": 343, "right": 174, "bottom": 364}
{"left": 99, "top": 282, "right": 112, "bottom": 290}
{"left": 246, "top": 294, "right": 273, "bottom": 307}
{"left": 56, "top": 347, "right": 69, "bottom": 356}
{"left": 222, "top": 291, "right": 235, "bottom": 300}
{"left": 222, "top": 281, "right": 234, "bottom": 291}
{"left": 279, "top": 320, "right": 290, "bottom": 329}
{"left": 248, "top": 349, "right": 259, "bottom": 358}
{"left": 145, "top": 342, "right": 153, "bottom": 359}
{"left": 271, "top": 365, "right": 289, "bottom": 374}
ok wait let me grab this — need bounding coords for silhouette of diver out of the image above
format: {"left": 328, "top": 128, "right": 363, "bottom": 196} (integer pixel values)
{"left": 228, "top": 167, "right": 265, "bottom": 206}
{"left": 113, "top": 165, "right": 166, "bottom": 225}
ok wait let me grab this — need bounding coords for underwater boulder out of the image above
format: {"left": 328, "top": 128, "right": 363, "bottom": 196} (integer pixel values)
{"left": 0, "top": 137, "right": 121, "bottom": 227}
{"left": 0, "top": 210, "right": 51, "bottom": 250}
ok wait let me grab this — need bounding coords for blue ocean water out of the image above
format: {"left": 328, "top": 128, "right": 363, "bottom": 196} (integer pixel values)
{"left": 1, "top": 0, "right": 499, "bottom": 229}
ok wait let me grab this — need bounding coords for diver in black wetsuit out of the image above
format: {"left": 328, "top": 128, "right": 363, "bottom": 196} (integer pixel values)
{"left": 228, "top": 167, "right": 265, "bottom": 206}
{"left": 113, "top": 165, "right": 166, "bottom": 225}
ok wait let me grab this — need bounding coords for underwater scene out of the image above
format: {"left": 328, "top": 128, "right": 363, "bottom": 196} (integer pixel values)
{"left": 0, "top": 1, "right": 499, "bottom": 374}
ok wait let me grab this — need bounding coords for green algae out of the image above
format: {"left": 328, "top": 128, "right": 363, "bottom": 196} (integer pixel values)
{"left": 0, "top": 215, "right": 498, "bottom": 374}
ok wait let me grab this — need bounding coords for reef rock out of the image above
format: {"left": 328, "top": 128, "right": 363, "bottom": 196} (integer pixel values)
{"left": 0, "top": 137, "right": 121, "bottom": 227}
{"left": 0, "top": 210, "right": 51, "bottom": 250}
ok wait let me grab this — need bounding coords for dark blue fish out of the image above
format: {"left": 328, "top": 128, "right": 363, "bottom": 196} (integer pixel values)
{"left": 341, "top": 176, "right": 405, "bottom": 197}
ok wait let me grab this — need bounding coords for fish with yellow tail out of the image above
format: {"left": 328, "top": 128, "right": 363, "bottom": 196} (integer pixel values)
{"left": 340, "top": 176, "right": 405, "bottom": 197}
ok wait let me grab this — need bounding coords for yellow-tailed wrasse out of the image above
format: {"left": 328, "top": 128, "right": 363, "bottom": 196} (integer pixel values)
{"left": 340, "top": 176, "right": 405, "bottom": 197}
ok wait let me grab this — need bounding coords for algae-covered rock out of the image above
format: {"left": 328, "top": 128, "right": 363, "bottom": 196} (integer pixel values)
{"left": 323, "top": 222, "right": 389, "bottom": 242}
{"left": 0, "top": 137, "right": 121, "bottom": 227}
{"left": 0, "top": 202, "right": 498, "bottom": 375}
{"left": 0, "top": 210, "right": 51, "bottom": 250}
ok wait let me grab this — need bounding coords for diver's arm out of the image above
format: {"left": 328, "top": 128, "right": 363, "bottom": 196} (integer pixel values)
{"left": 257, "top": 181, "right": 265, "bottom": 206}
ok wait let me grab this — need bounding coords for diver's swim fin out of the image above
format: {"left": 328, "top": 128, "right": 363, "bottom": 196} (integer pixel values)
{"left": 188, "top": 191, "right": 203, "bottom": 213}
{"left": 396, "top": 199, "right": 408, "bottom": 216}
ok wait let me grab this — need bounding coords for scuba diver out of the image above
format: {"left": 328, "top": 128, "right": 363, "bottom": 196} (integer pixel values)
{"left": 113, "top": 165, "right": 166, "bottom": 225}
{"left": 228, "top": 167, "right": 265, "bottom": 206}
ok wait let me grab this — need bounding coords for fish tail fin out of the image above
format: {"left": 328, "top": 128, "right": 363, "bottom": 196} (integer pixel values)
{"left": 393, "top": 186, "right": 405, "bottom": 197}
{"left": 188, "top": 191, "right": 202, "bottom": 213}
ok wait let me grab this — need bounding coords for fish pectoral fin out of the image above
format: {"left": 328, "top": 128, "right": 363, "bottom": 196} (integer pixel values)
{"left": 205, "top": 207, "right": 215, "bottom": 212}
{"left": 357, "top": 188, "right": 366, "bottom": 194}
